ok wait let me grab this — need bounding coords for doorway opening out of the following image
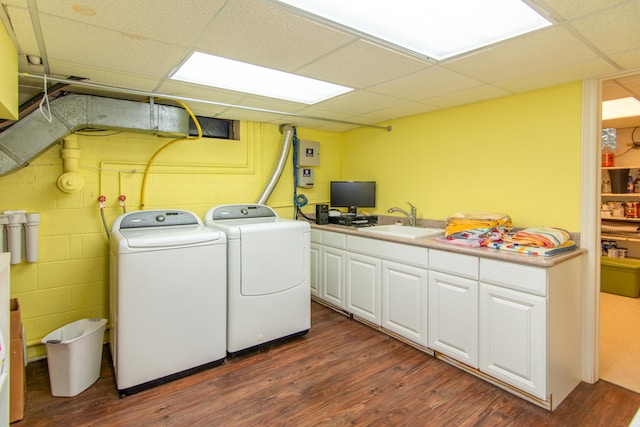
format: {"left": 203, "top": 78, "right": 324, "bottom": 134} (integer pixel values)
{"left": 599, "top": 72, "right": 640, "bottom": 393}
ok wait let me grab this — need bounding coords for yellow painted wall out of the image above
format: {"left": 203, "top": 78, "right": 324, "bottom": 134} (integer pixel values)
{"left": 0, "top": 120, "right": 342, "bottom": 359}
{"left": 0, "top": 23, "right": 18, "bottom": 120}
{"left": 340, "top": 82, "right": 583, "bottom": 230}
{"left": 0, "top": 81, "right": 583, "bottom": 360}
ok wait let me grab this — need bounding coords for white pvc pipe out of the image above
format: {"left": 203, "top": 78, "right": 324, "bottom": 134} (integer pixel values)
{"left": 25, "top": 213, "right": 40, "bottom": 263}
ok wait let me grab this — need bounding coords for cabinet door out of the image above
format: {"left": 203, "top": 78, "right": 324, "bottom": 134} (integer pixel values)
{"left": 428, "top": 270, "right": 478, "bottom": 368}
{"left": 346, "top": 252, "right": 381, "bottom": 325}
{"left": 321, "top": 246, "right": 346, "bottom": 309}
{"left": 479, "top": 282, "right": 547, "bottom": 399}
{"left": 310, "top": 242, "right": 321, "bottom": 298}
{"left": 382, "top": 260, "right": 428, "bottom": 346}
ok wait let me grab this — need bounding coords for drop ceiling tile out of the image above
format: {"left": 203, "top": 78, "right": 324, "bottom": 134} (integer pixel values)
{"left": 425, "top": 85, "right": 512, "bottom": 109}
{"left": 443, "top": 26, "right": 599, "bottom": 84}
{"left": 180, "top": 103, "right": 229, "bottom": 119}
{"left": 194, "top": 0, "right": 355, "bottom": 72}
{"left": 364, "top": 102, "right": 439, "bottom": 122}
{"left": 213, "top": 106, "right": 285, "bottom": 124}
{"left": 47, "top": 60, "right": 163, "bottom": 92}
{"left": 155, "top": 80, "right": 247, "bottom": 106}
{"left": 542, "top": 0, "right": 629, "bottom": 19}
{"left": 294, "top": 104, "right": 387, "bottom": 126}
{"left": 570, "top": 1, "right": 640, "bottom": 55}
{"left": 368, "top": 66, "right": 482, "bottom": 101}
{"left": 316, "top": 90, "right": 408, "bottom": 115}
{"left": 4, "top": 5, "right": 39, "bottom": 54}
{"left": 609, "top": 49, "right": 640, "bottom": 72}
{"left": 495, "top": 57, "right": 618, "bottom": 93}
{"left": 232, "top": 94, "right": 307, "bottom": 113}
{"left": 35, "top": 0, "right": 226, "bottom": 47}
{"left": 296, "top": 39, "right": 431, "bottom": 89}
{"left": 39, "top": 15, "right": 189, "bottom": 78}
{"left": 2, "top": 0, "right": 27, "bottom": 6}
{"left": 268, "top": 113, "right": 361, "bottom": 132}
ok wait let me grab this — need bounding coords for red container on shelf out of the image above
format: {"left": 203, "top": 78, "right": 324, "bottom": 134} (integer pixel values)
{"left": 625, "top": 202, "right": 639, "bottom": 218}
{"left": 602, "top": 147, "right": 615, "bottom": 167}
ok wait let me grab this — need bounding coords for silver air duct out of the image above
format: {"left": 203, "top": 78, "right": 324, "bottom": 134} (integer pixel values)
{"left": 256, "top": 124, "right": 294, "bottom": 205}
{"left": 0, "top": 94, "right": 189, "bottom": 176}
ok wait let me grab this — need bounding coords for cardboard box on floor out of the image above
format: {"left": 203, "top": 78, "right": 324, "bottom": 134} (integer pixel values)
{"left": 10, "top": 298, "right": 25, "bottom": 423}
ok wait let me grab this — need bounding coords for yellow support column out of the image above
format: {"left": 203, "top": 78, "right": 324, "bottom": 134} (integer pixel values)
{"left": 0, "top": 23, "right": 18, "bottom": 120}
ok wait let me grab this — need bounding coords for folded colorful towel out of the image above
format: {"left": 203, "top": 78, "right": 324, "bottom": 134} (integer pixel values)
{"left": 504, "top": 226, "right": 571, "bottom": 248}
{"left": 486, "top": 240, "right": 576, "bottom": 256}
{"left": 445, "top": 212, "right": 512, "bottom": 238}
{"left": 434, "top": 236, "right": 485, "bottom": 248}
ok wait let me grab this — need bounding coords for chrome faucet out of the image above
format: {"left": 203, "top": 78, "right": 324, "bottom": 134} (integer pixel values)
{"left": 388, "top": 202, "right": 417, "bottom": 227}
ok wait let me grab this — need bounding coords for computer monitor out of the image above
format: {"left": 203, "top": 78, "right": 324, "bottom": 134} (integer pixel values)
{"left": 330, "top": 181, "right": 376, "bottom": 214}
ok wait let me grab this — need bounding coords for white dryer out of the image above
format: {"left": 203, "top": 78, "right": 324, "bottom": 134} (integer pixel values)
{"left": 204, "top": 204, "right": 310, "bottom": 357}
{"left": 110, "top": 209, "right": 227, "bottom": 395}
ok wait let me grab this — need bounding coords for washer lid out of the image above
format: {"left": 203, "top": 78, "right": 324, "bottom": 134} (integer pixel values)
{"left": 119, "top": 225, "right": 224, "bottom": 248}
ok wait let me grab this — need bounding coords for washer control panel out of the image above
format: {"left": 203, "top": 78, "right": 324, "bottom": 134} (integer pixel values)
{"left": 118, "top": 210, "right": 199, "bottom": 229}
{"left": 209, "top": 204, "right": 277, "bottom": 221}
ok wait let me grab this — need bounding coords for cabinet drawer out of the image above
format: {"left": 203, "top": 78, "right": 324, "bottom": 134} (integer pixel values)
{"left": 479, "top": 259, "right": 547, "bottom": 296}
{"left": 310, "top": 229, "right": 322, "bottom": 244}
{"left": 347, "top": 235, "right": 428, "bottom": 268}
{"left": 429, "top": 249, "right": 479, "bottom": 280}
{"left": 322, "top": 231, "right": 346, "bottom": 249}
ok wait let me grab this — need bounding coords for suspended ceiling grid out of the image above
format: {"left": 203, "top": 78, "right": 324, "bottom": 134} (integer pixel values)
{"left": 1, "top": 0, "right": 639, "bottom": 131}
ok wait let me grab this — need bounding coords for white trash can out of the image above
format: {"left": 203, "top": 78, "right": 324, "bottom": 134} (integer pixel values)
{"left": 41, "top": 318, "right": 107, "bottom": 397}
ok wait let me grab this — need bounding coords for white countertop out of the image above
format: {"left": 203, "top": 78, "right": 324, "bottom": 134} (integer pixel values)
{"left": 310, "top": 222, "right": 585, "bottom": 267}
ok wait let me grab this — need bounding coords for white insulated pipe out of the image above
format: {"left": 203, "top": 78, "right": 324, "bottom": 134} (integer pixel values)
{"left": 256, "top": 124, "right": 294, "bottom": 205}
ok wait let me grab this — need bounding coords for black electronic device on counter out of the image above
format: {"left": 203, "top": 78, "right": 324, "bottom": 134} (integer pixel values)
{"left": 329, "top": 214, "right": 378, "bottom": 227}
{"left": 315, "top": 204, "right": 329, "bottom": 224}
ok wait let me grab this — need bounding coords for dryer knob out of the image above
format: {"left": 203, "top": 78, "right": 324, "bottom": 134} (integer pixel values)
{"left": 155, "top": 215, "right": 166, "bottom": 222}
{"left": 241, "top": 208, "right": 248, "bottom": 215}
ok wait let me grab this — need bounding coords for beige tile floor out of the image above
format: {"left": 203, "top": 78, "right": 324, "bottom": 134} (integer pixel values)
{"left": 600, "top": 291, "right": 640, "bottom": 393}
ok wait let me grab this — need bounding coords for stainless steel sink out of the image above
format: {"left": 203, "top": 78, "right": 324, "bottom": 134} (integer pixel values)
{"left": 358, "top": 224, "right": 445, "bottom": 239}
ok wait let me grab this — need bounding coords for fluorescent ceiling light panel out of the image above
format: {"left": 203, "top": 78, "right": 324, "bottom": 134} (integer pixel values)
{"left": 602, "top": 97, "right": 640, "bottom": 120}
{"left": 275, "top": 0, "right": 551, "bottom": 60}
{"left": 171, "top": 52, "right": 352, "bottom": 104}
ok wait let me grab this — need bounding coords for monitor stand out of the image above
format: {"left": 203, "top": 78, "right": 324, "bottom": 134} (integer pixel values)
{"left": 348, "top": 206, "right": 358, "bottom": 215}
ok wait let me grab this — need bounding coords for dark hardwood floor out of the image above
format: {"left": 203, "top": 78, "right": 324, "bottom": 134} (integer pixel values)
{"left": 20, "top": 302, "right": 640, "bottom": 426}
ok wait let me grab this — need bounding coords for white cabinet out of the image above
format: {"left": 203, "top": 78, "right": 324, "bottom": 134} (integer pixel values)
{"left": 347, "top": 235, "right": 429, "bottom": 345}
{"left": 346, "top": 252, "right": 381, "bottom": 325}
{"left": 428, "top": 249, "right": 479, "bottom": 368}
{"left": 428, "top": 271, "right": 478, "bottom": 367}
{"left": 478, "top": 256, "right": 582, "bottom": 409}
{"left": 314, "top": 230, "right": 348, "bottom": 309}
{"left": 311, "top": 226, "right": 583, "bottom": 410}
{"left": 382, "top": 260, "right": 428, "bottom": 347}
{"left": 310, "top": 229, "right": 322, "bottom": 299}
{"left": 322, "top": 245, "right": 346, "bottom": 309}
{"left": 479, "top": 282, "right": 546, "bottom": 398}
{"left": 310, "top": 241, "right": 321, "bottom": 298}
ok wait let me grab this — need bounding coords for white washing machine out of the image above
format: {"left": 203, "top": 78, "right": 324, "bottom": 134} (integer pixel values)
{"left": 110, "top": 209, "right": 227, "bottom": 395}
{"left": 204, "top": 204, "right": 310, "bottom": 356}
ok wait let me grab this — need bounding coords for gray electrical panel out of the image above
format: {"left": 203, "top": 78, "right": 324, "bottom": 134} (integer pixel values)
{"left": 297, "top": 167, "right": 314, "bottom": 187}
{"left": 297, "top": 140, "right": 320, "bottom": 166}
